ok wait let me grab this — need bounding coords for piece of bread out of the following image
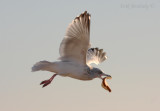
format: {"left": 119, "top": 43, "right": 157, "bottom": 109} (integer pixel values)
{"left": 101, "top": 77, "right": 111, "bottom": 92}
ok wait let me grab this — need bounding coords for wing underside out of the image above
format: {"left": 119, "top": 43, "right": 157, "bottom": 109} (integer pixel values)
{"left": 59, "top": 11, "right": 91, "bottom": 64}
{"left": 86, "top": 47, "right": 107, "bottom": 65}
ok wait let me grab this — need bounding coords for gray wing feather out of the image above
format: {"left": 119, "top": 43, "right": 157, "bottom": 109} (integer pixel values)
{"left": 86, "top": 47, "right": 107, "bottom": 65}
{"left": 59, "top": 11, "right": 90, "bottom": 65}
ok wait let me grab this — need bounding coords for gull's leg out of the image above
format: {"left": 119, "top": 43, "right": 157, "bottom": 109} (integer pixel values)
{"left": 40, "top": 74, "right": 57, "bottom": 88}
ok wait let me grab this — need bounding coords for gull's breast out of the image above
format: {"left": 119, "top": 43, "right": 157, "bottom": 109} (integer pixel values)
{"left": 54, "top": 61, "right": 92, "bottom": 80}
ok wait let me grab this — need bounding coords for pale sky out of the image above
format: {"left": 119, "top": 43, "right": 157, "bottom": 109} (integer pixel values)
{"left": 0, "top": 0, "right": 160, "bottom": 111}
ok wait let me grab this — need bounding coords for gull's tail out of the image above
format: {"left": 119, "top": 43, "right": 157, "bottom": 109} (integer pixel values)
{"left": 32, "top": 61, "right": 54, "bottom": 72}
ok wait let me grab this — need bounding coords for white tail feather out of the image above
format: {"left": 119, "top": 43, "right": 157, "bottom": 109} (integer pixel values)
{"left": 32, "top": 61, "right": 53, "bottom": 72}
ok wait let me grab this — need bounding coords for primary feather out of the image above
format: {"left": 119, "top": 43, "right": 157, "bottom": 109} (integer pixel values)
{"left": 86, "top": 47, "right": 107, "bottom": 65}
{"left": 59, "top": 11, "right": 90, "bottom": 65}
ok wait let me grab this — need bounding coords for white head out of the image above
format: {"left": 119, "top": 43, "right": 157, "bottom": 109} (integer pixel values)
{"left": 90, "top": 67, "right": 111, "bottom": 79}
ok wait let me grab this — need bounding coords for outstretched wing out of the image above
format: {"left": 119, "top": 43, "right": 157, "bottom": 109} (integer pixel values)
{"left": 59, "top": 11, "right": 90, "bottom": 65}
{"left": 86, "top": 47, "right": 107, "bottom": 65}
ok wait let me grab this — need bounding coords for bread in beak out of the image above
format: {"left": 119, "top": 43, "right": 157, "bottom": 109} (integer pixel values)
{"left": 101, "top": 77, "right": 111, "bottom": 92}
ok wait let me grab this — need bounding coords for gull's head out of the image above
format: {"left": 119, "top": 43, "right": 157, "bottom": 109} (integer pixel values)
{"left": 91, "top": 67, "right": 112, "bottom": 79}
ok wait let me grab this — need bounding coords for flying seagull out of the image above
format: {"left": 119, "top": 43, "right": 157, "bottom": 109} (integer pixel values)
{"left": 32, "top": 11, "right": 112, "bottom": 91}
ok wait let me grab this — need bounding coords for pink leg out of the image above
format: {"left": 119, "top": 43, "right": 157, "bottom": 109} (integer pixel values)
{"left": 40, "top": 74, "right": 57, "bottom": 88}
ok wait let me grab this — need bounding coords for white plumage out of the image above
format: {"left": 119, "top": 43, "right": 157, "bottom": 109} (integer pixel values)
{"left": 32, "top": 11, "right": 111, "bottom": 88}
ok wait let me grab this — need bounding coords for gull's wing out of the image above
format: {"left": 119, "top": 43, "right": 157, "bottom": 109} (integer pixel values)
{"left": 59, "top": 11, "right": 90, "bottom": 65}
{"left": 86, "top": 47, "right": 107, "bottom": 65}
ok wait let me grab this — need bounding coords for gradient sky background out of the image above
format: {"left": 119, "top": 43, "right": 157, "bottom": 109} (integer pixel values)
{"left": 0, "top": 0, "right": 160, "bottom": 111}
